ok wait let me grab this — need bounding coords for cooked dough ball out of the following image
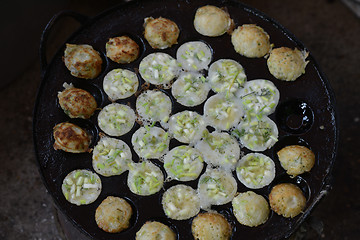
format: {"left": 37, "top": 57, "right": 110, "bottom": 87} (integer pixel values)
{"left": 232, "top": 191, "right": 270, "bottom": 227}
{"left": 62, "top": 169, "right": 101, "bottom": 205}
{"left": 136, "top": 221, "right": 176, "bottom": 240}
{"left": 64, "top": 43, "right": 102, "bottom": 79}
{"left": 194, "top": 5, "right": 233, "bottom": 37}
{"left": 192, "top": 212, "right": 232, "bottom": 240}
{"left": 95, "top": 196, "right": 133, "bottom": 233}
{"left": 277, "top": 145, "right": 315, "bottom": 177}
{"left": 231, "top": 24, "right": 271, "bottom": 58}
{"left": 269, "top": 183, "right": 306, "bottom": 218}
{"left": 162, "top": 184, "right": 200, "bottom": 220}
{"left": 106, "top": 36, "right": 139, "bottom": 64}
{"left": 53, "top": 122, "right": 91, "bottom": 153}
{"left": 58, "top": 83, "right": 97, "bottom": 119}
{"left": 267, "top": 47, "right": 309, "bottom": 81}
{"left": 144, "top": 17, "right": 180, "bottom": 49}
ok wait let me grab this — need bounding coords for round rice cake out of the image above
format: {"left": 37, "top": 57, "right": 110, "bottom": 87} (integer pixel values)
{"left": 269, "top": 183, "right": 306, "bottom": 218}
{"left": 191, "top": 212, "right": 232, "bottom": 240}
{"left": 162, "top": 184, "right": 200, "bottom": 220}
{"left": 198, "top": 168, "right": 237, "bottom": 209}
{"left": 176, "top": 41, "right": 212, "bottom": 71}
{"left": 171, "top": 72, "right": 210, "bottom": 107}
{"left": 144, "top": 17, "right": 180, "bottom": 49}
{"left": 194, "top": 5, "right": 233, "bottom": 37}
{"left": 103, "top": 68, "right": 139, "bottom": 101}
{"left": 232, "top": 191, "right": 270, "bottom": 227}
{"left": 58, "top": 83, "right": 97, "bottom": 119}
{"left": 131, "top": 126, "right": 170, "bottom": 159}
{"left": 231, "top": 24, "right": 271, "bottom": 58}
{"left": 136, "top": 90, "right": 172, "bottom": 124}
{"left": 238, "top": 79, "right": 280, "bottom": 116}
{"left": 92, "top": 137, "right": 132, "bottom": 177}
{"left": 195, "top": 131, "right": 240, "bottom": 171}
{"left": 97, "top": 103, "right": 136, "bottom": 137}
{"left": 236, "top": 153, "right": 275, "bottom": 189}
{"left": 61, "top": 169, "right": 101, "bottom": 205}
{"left": 53, "top": 122, "right": 91, "bottom": 153}
{"left": 127, "top": 161, "right": 164, "bottom": 196}
{"left": 139, "top": 53, "right": 181, "bottom": 88}
{"left": 95, "top": 196, "right": 133, "bottom": 233}
{"left": 64, "top": 43, "right": 102, "bottom": 79}
{"left": 277, "top": 145, "right": 315, "bottom": 177}
{"left": 235, "top": 115, "right": 278, "bottom": 151}
{"left": 168, "top": 110, "right": 206, "bottom": 144}
{"left": 106, "top": 36, "right": 140, "bottom": 64}
{"left": 136, "top": 221, "right": 176, "bottom": 240}
{"left": 204, "top": 93, "right": 243, "bottom": 131}
{"left": 208, "top": 59, "right": 247, "bottom": 96}
{"left": 267, "top": 47, "right": 309, "bottom": 81}
{"left": 163, "top": 145, "right": 204, "bottom": 181}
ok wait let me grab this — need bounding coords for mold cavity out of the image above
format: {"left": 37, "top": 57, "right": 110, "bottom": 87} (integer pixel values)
{"left": 276, "top": 100, "right": 314, "bottom": 134}
{"left": 69, "top": 118, "right": 99, "bottom": 148}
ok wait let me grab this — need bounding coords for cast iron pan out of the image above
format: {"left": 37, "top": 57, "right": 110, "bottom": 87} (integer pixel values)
{"left": 33, "top": 0, "right": 338, "bottom": 239}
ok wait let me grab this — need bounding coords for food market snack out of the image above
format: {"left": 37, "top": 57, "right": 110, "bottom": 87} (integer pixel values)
{"left": 192, "top": 212, "right": 232, "bottom": 240}
{"left": 136, "top": 221, "right": 176, "bottom": 240}
{"left": 106, "top": 36, "right": 140, "bottom": 64}
{"left": 194, "top": 5, "right": 233, "bottom": 37}
{"left": 103, "top": 68, "right": 139, "bottom": 101}
{"left": 267, "top": 47, "right": 309, "bottom": 81}
{"left": 277, "top": 145, "right": 315, "bottom": 177}
{"left": 58, "top": 83, "right": 97, "bottom": 119}
{"left": 269, "top": 183, "right": 306, "bottom": 218}
{"left": 61, "top": 169, "right": 101, "bottom": 205}
{"left": 232, "top": 191, "right": 270, "bottom": 227}
{"left": 53, "top": 122, "right": 91, "bottom": 153}
{"left": 64, "top": 43, "right": 102, "bottom": 79}
{"left": 144, "top": 17, "right": 180, "bottom": 49}
{"left": 231, "top": 24, "right": 271, "bottom": 58}
{"left": 95, "top": 196, "right": 133, "bottom": 233}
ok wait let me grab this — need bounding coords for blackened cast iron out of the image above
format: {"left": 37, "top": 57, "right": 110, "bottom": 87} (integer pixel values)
{"left": 33, "top": 0, "right": 338, "bottom": 239}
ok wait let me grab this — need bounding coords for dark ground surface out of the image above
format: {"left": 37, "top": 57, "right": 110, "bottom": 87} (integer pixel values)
{"left": 0, "top": 0, "right": 359, "bottom": 239}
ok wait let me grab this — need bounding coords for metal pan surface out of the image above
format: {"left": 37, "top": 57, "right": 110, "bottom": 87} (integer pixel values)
{"left": 33, "top": 0, "right": 338, "bottom": 239}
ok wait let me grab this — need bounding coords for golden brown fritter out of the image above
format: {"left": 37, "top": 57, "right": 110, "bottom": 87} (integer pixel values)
{"left": 64, "top": 44, "right": 102, "bottom": 79}
{"left": 106, "top": 36, "right": 140, "bottom": 64}
{"left": 192, "top": 212, "right": 232, "bottom": 240}
{"left": 136, "top": 221, "right": 176, "bottom": 240}
{"left": 144, "top": 17, "right": 180, "bottom": 49}
{"left": 267, "top": 47, "right": 309, "bottom": 81}
{"left": 58, "top": 86, "right": 97, "bottom": 119}
{"left": 194, "top": 5, "right": 233, "bottom": 37}
{"left": 53, "top": 122, "right": 91, "bottom": 153}
{"left": 269, "top": 183, "right": 306, "bottom": 218}
{"left": 95, "top": 196, "right": 133, "bottom": 233}
{"left": 277, "top": 145, "right": 315, "bottom": 177}
{"left": 231, "top": 24, "right": 271, "bottom": 58}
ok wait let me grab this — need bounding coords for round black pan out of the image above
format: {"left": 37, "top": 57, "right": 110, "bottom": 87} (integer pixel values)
{"left": 33, "top": 0, "right": 338, "bottom": 239}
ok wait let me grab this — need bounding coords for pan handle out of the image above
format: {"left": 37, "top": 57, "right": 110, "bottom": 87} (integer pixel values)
{"left": 39, "top": 10, "right": 90, "bottom": 78}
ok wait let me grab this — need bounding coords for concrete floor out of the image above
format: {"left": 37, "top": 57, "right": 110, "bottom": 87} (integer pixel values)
{"left": 1, "top": 0, "right": 359, "bottom": 239}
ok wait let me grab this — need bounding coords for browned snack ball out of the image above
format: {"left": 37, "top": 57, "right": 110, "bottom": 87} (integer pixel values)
{"left": 58, "top": 85, "right": 97, "bottom": 119}
{"left": 144, "top": 17, "right": 180, "bottom": 49}
{"left": 192, "top": 212, "right": 232, "bottom": 240}
{"left": 136, "top": 221, "right": 176, "bottom": 240}
{"left": 277, "top": 145, "right": 315, "bottom": 177}
{"left": 269, "top": 183, "right": 306, "bottom": 218}
{"left": 64, "top": 44, "right": 102, "bottom": 79}
{"left": 106, "top": 36, "right": 140, "bottom": 64}
{"left": 53, "top": 122, "right": 91, "bottom": 153}
{"left": 95, "top": 196, "right": 133, "bottom": 233}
